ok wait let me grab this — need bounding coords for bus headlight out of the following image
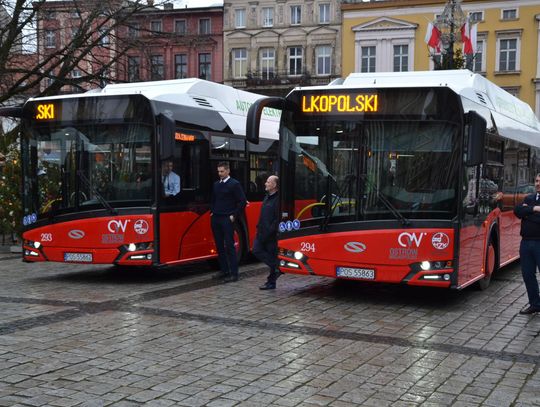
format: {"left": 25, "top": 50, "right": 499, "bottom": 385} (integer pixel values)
{"left": 420, "top": 261, "right": 431, "bottom": 271}
{"left": 294, "top": 251, "right": 304, "bottom": 260}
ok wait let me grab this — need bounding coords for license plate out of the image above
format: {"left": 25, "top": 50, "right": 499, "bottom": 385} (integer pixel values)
{"left": 64, "top": 252, "right": 93, "bottom": 263}
{"left": 336, "top": 267, "right": 375, "bottom": 280}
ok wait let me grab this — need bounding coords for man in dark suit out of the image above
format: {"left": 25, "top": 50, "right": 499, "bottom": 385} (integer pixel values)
{"left": 254, "top": 175, "right": 280, "bottom": 290}
{"left": 210, "top": 162, "right": 247, "bottom": 282}
{"left": 514, "top": 173, "right": 540, "bottom": 315}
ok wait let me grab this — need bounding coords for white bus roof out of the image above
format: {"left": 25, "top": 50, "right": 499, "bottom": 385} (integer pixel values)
{"left": 29, "top": 78, "right": 280, "bottom": 140}
{"left": 294, "top": 70, "right": 540, "bottom": 134}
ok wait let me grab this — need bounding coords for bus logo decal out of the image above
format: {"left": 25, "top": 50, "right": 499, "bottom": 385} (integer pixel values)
{"left": 108, "top": 220, "right": 129, "bottom": 233}
{"left": 68, "top": 230, "right": 85, "bottom": 239}
{"left": 398, "top": 232, "right": 426, "bottom": 248}
{"left": 134, "top": 220, "right": 149, "bottom": 235}
{"left": 344, "top": 242, "right": 366, "bottom": 253}
{"left": 432, "top": 232, "right": 450, "bottom": 250}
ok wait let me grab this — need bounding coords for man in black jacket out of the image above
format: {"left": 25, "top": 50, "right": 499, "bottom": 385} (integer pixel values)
{"left": 514, "top": 173, "right": 540, "bottom": 315}
{"left": 254, "top": 175, "right": 280, "bottom": 290}
{"left": 210, "top": 162, "right": 247, "bottom": 282}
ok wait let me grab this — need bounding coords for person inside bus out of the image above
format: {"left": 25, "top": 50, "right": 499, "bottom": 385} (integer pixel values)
{"left": 514, "top": 173, "right": 540, "bottom": 315}
{"left": 210, "top": 161, "right": 247, "bottom": 283}
{"left": 162, "top": 160, "right": 180, "bottom": 197}
{"left": 255, "top": 175, "right": 280, "bottom": 290}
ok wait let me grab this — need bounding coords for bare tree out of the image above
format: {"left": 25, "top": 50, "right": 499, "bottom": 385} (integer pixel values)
{"left": 0, "top": 0, "right": 165, "bottom": 107}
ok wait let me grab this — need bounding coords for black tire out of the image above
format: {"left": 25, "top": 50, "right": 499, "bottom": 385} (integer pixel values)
{"left": 477, "top": 239, "right": 496, "bottom": 290}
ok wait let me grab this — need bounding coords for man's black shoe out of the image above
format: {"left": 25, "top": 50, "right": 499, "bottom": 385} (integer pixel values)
{"left": 212, "top": 272, "right": 228, "bottom": 280}
{"left": 519, "top": 305, "right": 540, "bottom": 315}
{"left": 259, "top": 283, "right": 276, "bottom": 290}
{"left": 223, "top": 275, "right": 239, "bottom": 283}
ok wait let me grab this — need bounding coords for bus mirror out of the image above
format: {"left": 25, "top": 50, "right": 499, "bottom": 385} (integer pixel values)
{"left": 246, "top": 97, "right": 284, "bottom": 144}
{"left": 159, "top": 113, "right": 175, "bottom": 160}
{"left": 465, "top": 110, "right": 486, "bottom": 166}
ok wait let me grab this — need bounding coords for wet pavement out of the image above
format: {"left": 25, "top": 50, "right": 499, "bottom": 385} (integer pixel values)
{"left": 0, "top": 250, "right": 539, "bottom": 406}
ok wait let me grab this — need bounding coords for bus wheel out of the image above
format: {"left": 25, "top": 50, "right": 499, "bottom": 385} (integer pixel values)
{"left": 477, "top": 240, "right": 496, "bottom": 290}
{"left": 233, "top": 222, "right": 247, "bottom": 264}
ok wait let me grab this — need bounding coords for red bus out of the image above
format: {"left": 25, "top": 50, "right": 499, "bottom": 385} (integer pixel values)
{"left": 247, "top": 70, "right": 540, "bottom": 289}
{"left": 2, "top": 79, "right": 280, "bottom": 267}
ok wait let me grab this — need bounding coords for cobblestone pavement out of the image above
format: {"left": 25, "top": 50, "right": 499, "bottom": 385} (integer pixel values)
{"left": 0, "top": 252, "right": 539, "bottom": 406}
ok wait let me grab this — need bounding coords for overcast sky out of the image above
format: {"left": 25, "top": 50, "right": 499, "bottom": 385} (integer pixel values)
{"left": 172, "top": 0, "right": 223, "bottom": 7}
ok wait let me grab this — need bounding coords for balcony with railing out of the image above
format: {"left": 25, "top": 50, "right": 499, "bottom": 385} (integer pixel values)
{"left": 230, "top": 70, "right": 340, "bottom": 90}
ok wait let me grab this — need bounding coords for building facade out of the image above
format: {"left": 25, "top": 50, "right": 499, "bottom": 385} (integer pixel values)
{"left": 117, "top": 4, "right": 224, "bottom": 83}
{"left": 342, "top": 0, "right": 540, "bottom": 118}
{"left": 223, "top": 0, "right": 342, "bottom": 95}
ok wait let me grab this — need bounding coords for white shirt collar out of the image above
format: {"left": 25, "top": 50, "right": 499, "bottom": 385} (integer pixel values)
{"left": 221, "top": 176, "right": 230, "bottom": 183}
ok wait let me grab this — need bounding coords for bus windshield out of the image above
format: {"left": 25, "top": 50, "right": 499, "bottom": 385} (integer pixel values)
{"left": 282, "top": 115, "right": 461, "bottom": 224}
{"left": 21, "top": 97, "right": 154, "bottom": 218}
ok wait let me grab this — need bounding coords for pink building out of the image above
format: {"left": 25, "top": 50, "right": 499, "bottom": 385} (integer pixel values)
{"left": 117, "top": 4, "right": 224, "bottom": 83}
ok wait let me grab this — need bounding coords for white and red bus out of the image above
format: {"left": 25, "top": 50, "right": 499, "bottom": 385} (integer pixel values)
{"left": 3, "top": 79, "right": 280, "bottom": 267}
{"left": 247, "top": 70, "right": 540, "bottom": 289}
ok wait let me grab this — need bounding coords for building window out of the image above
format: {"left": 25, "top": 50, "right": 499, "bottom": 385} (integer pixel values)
{"left": 199, "top": 18, "right": 211, "bottom": 35}
{"left": 469, "top": 11, "right": 484, "bottom": 23}
{"left": 175, "top": 54, "right": 187, "bottom": 79}
{"left": 360, "top": 46, "right": 376, "bottom": 73}
{"left": 470, "top": 39, "right": 486, "bottom": 73}
{"left": 72, "top": 69, "right": 81, "bottom": 79}
{"left": 316, "top": 45, "right": 331, "bottom": 76}
{"left": 260, "top": 48, "right": 275, "bottom": 79}
{"left": 44, "top": 30, "right": 55, "bottom": 48}
{"left": 175, "top": 20, "right": 186, "bottom": 34}
{"left": 235, "top": 9, "right": 246, "bottom": 28}
{"left": 290, "top": 5, "right": 301, "bottom": 25}
{"left": 288, "top": 46, "right": 303, "bottom": 76}
{"left": 262, "top": 7, "right": 274, "bottom": 27}
{"left": 232, "top": 48, "right": 248, "bottom": 78}
{"left": 498, "top": 38, "right": 518, "bottom": 72}
{"left": 501, "top": 9, "right": 518, "bottom": 20}
{"left": 319, "top": 3, "right": 330, "bottom": 24}
{"left": 199, "top": 53, "right": 211, "bottom": 80}
{"left": 98, "top": 29, "right": 109, "bottom": 46}
{"left": 502, "top": 87, "right": 520, "bottom": 97}
{"left": 128, "top": 23, "right": 139, "bottom": 38}
{"left": 151, "top": 20, "right": 162, "bottom": 33}
{"left": 150, "top": 55, "right": 164, "bottom": 80}
{"left": 393, "top": 44, "right": 408, "bottom": 72}
{"left": 128, "top": 56, "right": 140, "bottom": 82}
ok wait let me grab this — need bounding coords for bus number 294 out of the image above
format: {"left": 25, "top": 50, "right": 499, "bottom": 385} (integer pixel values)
{"left": 300, "top": 242, "right": 316, "bottom": 253}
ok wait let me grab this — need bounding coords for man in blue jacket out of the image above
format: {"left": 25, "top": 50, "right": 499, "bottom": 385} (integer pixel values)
{"left": 514, "top": 173, "right": 540, "bottom": 315}
{"left": 254, "top": 175, "right": 280, "bottom": 290}
{"left": 210, "top": 162, "right": 247, "bottom": 282}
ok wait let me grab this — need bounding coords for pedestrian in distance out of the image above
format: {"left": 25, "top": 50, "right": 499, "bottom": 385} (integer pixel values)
{"left": 514, "top": 173, "right": 540, "bottom": 315}
{"left": 210, "top": 162, "right": 247, "bottom": 283}
{"left": 254, "top": 175, "right": 280, "bottom": 290}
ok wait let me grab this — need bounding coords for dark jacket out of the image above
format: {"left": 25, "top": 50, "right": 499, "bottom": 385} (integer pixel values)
{"left": 256, "top": 191, "right": 279, "bottom": 243}
{"left": 514, "top": 193, "right": 540, "bottom": 240}
{"left": 210, "top": 178, "right": 247, "bottom": 216}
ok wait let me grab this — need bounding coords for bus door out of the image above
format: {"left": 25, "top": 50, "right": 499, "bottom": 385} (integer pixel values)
{"left": 158, "top": 129, "right": 211, "bottom": 264}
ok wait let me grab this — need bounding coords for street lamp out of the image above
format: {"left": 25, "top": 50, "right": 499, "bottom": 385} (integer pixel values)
{"left": 427, "top": 0, "right": 473, "bottom": 70}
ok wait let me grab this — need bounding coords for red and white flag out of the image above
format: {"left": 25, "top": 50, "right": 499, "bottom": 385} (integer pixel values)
{"left": 425, "top": 22, "right": 441, "bottom": 52}
{"left": 461, "top": 20, "right": 477, "bottom": 55}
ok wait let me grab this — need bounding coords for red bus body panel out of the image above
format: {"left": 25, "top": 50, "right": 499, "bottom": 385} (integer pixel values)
{"left": 278, "top": 228, "right": 456, "bottom": 288}
{"left": 22, "top": 215, "right": 154, "bottom": 266}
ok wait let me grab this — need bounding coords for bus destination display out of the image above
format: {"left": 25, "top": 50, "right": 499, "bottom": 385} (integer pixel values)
{"left": 35, "top": 103, "right": 55, "bottom": 120}
{"left": 301, "top": 93, "right": 379, "bottom": 114}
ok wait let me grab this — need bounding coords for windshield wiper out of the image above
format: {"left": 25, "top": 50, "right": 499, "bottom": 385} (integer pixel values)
{"left": 359, "top": 174, "right": 410, "bottom": 227}
{"left": 77, "top": 170, "right": 117, "bottom": 215}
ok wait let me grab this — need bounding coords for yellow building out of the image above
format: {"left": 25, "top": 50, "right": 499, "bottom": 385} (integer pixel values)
{"left": 342, "top": 0, "right": 540, "bottom": 118}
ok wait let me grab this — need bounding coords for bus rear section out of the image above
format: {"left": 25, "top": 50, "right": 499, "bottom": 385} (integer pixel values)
{"left": 247, "top": 70, "right": 540, "bottom": 289}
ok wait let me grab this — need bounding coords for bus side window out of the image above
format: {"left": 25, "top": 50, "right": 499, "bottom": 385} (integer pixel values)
{"left": 247, "top": 139, "right": 278, "bottom": 201}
